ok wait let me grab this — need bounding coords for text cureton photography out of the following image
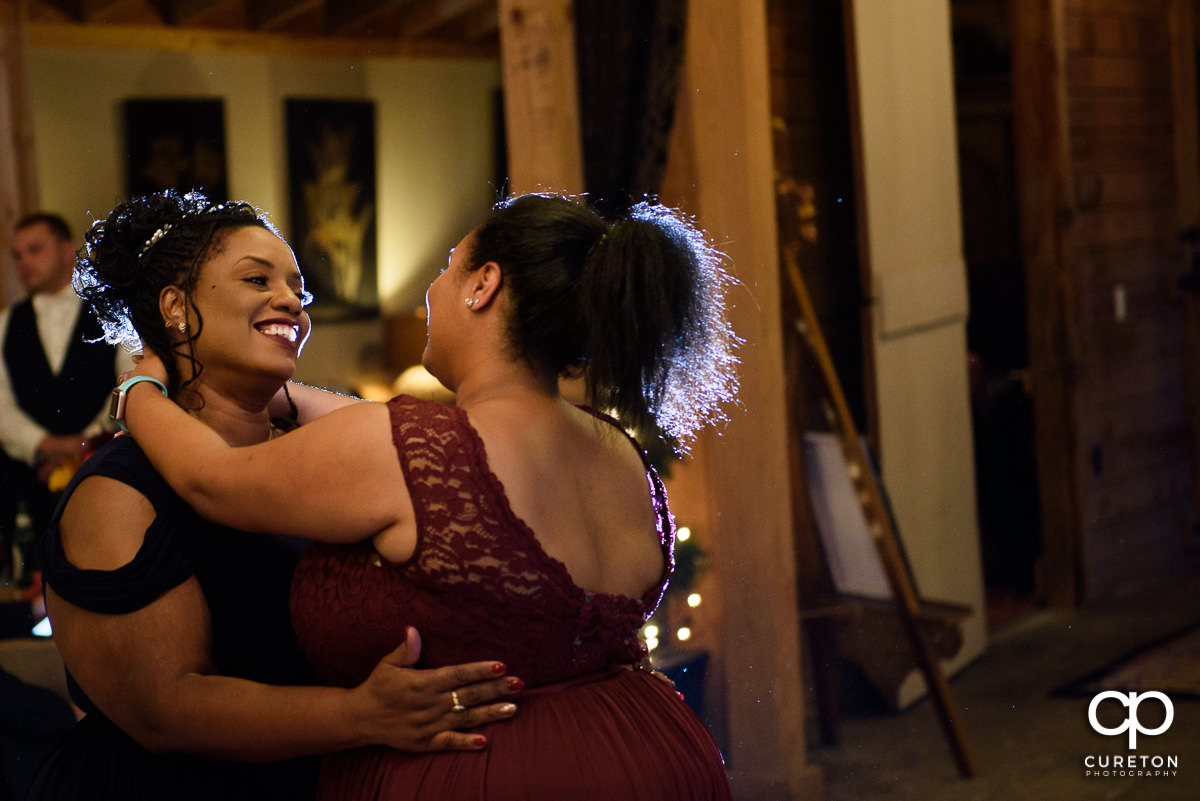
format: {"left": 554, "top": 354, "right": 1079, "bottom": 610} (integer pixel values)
{"left": 1083, "top": 691, "right": 1180, "bottom": 780}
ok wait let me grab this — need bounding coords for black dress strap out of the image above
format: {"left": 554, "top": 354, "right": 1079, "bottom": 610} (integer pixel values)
{"left": 40, "top": 436, "right": 194, "bottom": 615}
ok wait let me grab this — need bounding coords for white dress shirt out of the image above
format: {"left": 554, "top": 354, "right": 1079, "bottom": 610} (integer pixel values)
{"left": 0, "top": 285, "right": 134, "bottom": 466}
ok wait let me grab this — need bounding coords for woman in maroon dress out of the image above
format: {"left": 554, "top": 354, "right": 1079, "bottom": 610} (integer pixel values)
{"left": 123, "top": 193, "right": 739, "bottom": 799}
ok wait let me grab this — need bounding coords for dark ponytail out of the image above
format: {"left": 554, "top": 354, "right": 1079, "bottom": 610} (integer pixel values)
{"left": 467, "top": 193, "right": 738, "bottom": 447}
{"left": 74, "top": 189, "right": 277, "bottom": 398}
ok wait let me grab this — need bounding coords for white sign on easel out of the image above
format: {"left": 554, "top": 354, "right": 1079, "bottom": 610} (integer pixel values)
{"left": 803, "top": 431, "right": 892, "bottom": 600}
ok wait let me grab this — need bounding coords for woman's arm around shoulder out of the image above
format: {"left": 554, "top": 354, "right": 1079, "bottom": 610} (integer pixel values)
{"left": 123, "top": 366, "right": 410, "bottom": 546}
{"left": 50, "top": 483, "right": 518, "bottom": 759}
{"left": 270, "top": 380, "right": 364, "bottom": 425}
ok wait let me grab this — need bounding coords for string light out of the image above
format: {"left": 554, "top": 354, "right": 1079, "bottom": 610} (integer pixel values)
{"left": 677, "top": 526, "right": 691, "bottom": 542}
{"left": 687, "top": 593, "right": 702, "bottom": 608}
{"left": 676, "top": 627, "right": 692, "bottom": 641}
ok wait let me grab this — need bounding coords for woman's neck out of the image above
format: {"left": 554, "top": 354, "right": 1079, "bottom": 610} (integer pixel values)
{"left": 176, "top": 376, "right": 279, "bottom": 447}
{"left": 452, "top": 360, "right": 560, "bottom": 412}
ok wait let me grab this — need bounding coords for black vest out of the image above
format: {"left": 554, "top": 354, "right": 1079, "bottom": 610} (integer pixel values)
{"left": 3, "top": 298, "right": 117, "bottom": 435}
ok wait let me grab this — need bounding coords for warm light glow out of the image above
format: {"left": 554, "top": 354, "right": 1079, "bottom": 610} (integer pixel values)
{"left": 393, "top": 364, "right": 454, "bottom": 402}
{"left": 687, "top": 593, "right": 702, "bottom": 608}
{"left": 677, "top": 526, "right": 691, "bottom": 542}
{"left": 356, "top": 381, "right": 397, "bottom": 403}
{"left": 646, "top": 636, "right": 660, "bottom": 651}
{"left": 676, "top": 627, "right": 692, "bottom": 641}
{"left": 643, "top": 624, "right": 659, "bottom": 639}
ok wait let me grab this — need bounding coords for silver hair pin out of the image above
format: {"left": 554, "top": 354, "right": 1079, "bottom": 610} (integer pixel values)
{"left": 139, "top": 224, "right": 173, "bottom": 259}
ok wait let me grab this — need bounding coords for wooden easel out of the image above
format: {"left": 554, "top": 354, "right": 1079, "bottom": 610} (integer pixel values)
{"left": 778, "top": 181, "right": 979, "bottom": 778}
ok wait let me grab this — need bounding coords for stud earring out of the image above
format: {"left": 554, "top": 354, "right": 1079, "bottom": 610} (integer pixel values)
{"left": 178, "top": 322, "right": 187, "bottom": 333}
{"left": 465, "top": 298, "right": 476, "bottom": 308}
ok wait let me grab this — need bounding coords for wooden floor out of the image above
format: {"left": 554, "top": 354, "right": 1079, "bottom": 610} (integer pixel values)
{"left": 804, "top": 573, "right": 1200, "bottom": 800}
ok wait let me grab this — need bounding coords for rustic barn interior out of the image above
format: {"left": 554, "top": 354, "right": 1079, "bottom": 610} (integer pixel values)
{"left": 2, "top": 0, "right": 1199, "bottom": 798}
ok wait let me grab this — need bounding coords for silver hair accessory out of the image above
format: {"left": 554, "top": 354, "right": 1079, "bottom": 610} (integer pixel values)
{"left": 465, "top": 298, "right": 476, "bottom": 308}
{"left": 139, "top": 224, "right": 173, "bottom": 259}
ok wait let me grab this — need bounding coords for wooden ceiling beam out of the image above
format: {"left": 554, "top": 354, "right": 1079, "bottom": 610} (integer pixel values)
{"left": 69, "top": 0, "right": 163, "bottom": 24}
{"left": 30, "top": 18, "right": 498, "bottom": 58}
{"left": 456, "top": 3, "right": 498, "bottom": 43}
{"left": 34, "top": 0, "right": 84, "bottom": 22}
{"left": 325, "top": 0, "right": 392, "bottom": 36}
{"left": 394, "top": 0, "right": 493, "bottom": 40}
{"left": 27, "top": 0, "right": 500, "bottom": 50}
{"left": 151, "top": 0, "right": 247, "bottom": 28}
{"left": 246, "top": 0, "right": 320, "bottom": 32}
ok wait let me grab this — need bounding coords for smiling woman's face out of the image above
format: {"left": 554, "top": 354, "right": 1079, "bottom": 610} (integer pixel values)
{"left": 184, "top": 226, "right": 312, "bottom": 385}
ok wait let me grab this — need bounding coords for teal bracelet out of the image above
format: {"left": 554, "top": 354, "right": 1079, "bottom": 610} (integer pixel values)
{"left": 109, "top": 376, "right": 169, "bottom": 433}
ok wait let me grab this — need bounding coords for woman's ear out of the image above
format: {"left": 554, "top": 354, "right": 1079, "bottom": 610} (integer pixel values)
{"left": 159, "top": 285, "right": 187, "bottom": 331}
{"left": 468, "top": 261, "right": 503, "bottom": 310}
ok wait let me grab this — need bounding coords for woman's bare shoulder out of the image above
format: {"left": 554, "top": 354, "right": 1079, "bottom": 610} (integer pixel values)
{"left": 59, "top": 475, "right": 156, "bottom": 571}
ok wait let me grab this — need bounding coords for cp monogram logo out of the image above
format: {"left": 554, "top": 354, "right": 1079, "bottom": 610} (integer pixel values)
{"left": 1088, "top": 691, "right": 1174, "bottom": 749}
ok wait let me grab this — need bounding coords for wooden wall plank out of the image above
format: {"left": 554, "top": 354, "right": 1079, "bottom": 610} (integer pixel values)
{"left": 1168, "top": 0, "right": 1200, "bottom": 533}
{"left": 1072, "top": 207, "right": 1172, "bottom": 248}
{"left": 1079, "top": 384, "right": 1188, "bottom": 439}
{"left": 1065, "top": 54, "right": 1172, "bottom": 91}
{"left": 1085, "top": 427, "right": 1192, "bottom": 486}
{"left": 1071, "top": 169, "right": 1174, "bottom": 210}
{"left": 1075, "top": 246, "right": 1172, "bottom": 282}
{"left": 1087, "top": 504, "right": 1191, "bottom": 574}
{"left": 1012, "top": 0, "right": 1084, "bottom": 606}
{"left": 1064, "top": 0, "right": 1169, "bottom": 18}
{"left": 1064, "top": 10, "right": 1167, "bottom": 53}
{"left": 1070, "top": 134, "right": 1176, "bottom": 169}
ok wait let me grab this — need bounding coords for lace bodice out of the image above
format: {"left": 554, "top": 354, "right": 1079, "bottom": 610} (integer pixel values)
{"left": 290, "top": 395, "right": 675, "bottom": 688}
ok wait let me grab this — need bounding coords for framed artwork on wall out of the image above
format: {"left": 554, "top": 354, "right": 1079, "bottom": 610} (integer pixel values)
{"left": 123, "top": 99, "right": 228, "bottom": 201}
{"left": 285, "top": 98, "right": 379, "bottom": 321}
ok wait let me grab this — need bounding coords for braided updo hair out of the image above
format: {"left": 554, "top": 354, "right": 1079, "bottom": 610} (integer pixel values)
{"left": 75, "top": 189, "right": 277, "bottom": 398}
{"left": 467, "top": 193, "right": 739, "bottom": 448}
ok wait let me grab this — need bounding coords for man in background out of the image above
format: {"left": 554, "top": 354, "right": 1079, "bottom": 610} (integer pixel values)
{"left": 1, "top": 213, "right": 130, "bottom": 580}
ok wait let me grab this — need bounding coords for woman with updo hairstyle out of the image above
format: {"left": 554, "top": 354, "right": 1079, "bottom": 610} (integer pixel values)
{"left": 74, "top": 192, "right": 278, "bottom": 405}
{"left": 123, "top": 192, "right": 738, "bottom": 799}
{"left": 30, "top": 190, "right": 521, "bottom": 801}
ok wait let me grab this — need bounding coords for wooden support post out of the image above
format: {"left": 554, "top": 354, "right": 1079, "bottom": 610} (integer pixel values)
{"left": 0, "top": 0, "right": 39, "bottom": 307}
{"left": 660, "top": 0, "right": 823, "bottom": 797}
{"left": 496, "top": 0, "right": 583, "bottom": 194}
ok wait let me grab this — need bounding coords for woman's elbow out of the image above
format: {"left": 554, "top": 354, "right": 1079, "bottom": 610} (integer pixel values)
{"left": 120, "top": 713, "right": 180, "bottom": 754}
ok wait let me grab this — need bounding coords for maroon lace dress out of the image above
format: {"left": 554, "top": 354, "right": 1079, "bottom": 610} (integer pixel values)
{"left": 290, "top": 395, "right": 730, "bottom": 800}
